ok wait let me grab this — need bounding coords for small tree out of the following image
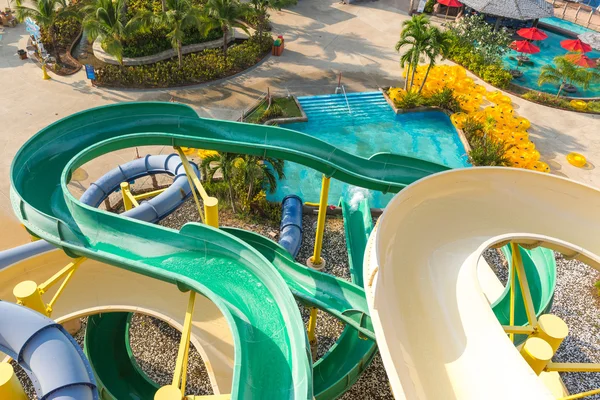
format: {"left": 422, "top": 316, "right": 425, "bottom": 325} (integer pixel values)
{"left": 82, "top": 0, "right": 133, "bottom": 64}
{"left": 201, "top": 152, "right": 240, "bottom": 212}
{"left": 418, "top": 26, "right": 451, "bottom": 94}
{"left": 204, "top": 0, "right": 250, "bottom": 58}
{"left": 133, "top": 0, "right": 205, "bottom": 67}
{"left": 538, "top": 55, "right": 600, "bottom": 98}
{"left": 15, "top": 0, "right": 77, "bottom": 64}
{"left": 248, "top": 0, "right": 296, "bottom": 45}
{"left": 396, "top": 14, "right": 430, "bottom": 90}
{"left": 446, "top": 14, "right": 512, "bottom": 64}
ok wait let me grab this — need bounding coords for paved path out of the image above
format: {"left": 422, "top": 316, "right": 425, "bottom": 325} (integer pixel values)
{"left": 0, "top": 0, "right": 599, "bottom": 247}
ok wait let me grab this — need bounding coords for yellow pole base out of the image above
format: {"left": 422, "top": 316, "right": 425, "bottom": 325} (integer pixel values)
{"left": 0, "top": 363, "right": 27, "bottom": 400}
{"left": 534, "top": 314, "right": 568, "bottom": 354}
{"left": 204, "top": 197, "right": 219, "bottom": 228}
{"left": 155, "top": 385, "right": 182, "bottom": 400}
{"left": 13, "top": 280, "right": 48, "bottom": 315}
{"left": 42, "top": 64, "right": 51, "bottom": 80}
{"left": 520, "top": 337, "right": 553, "bottom": 375}
{"left": 306, "top": 256, "right": 326, "bottom": 271}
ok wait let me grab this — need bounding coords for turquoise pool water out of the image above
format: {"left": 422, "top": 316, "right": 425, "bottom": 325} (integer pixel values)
{"left": 540, "top": 17, "right": 597, "bottom": 36}
{"left": 504, "top": 20, "right": 600, "bottom": 98}
{"left": 267, "top": 92, "right": 470, "bottom": 208}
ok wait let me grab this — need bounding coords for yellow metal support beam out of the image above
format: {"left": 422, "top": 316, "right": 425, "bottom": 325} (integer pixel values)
{"left": 14, "top": 258, "right": 85, "bottom": 316}
{"left": 121, "top": 182, "right": 139, "bottom": 211}
{"left": 0, "top": 363, "right": 27, "bottom": 400}
{"left": 509, "top": 255, "right": 516, "bottom": 342}
{"left": 307, "top": 175, "right": 330, "bottom": 269}
{"left": 133, "top": 187, "right": 168, "bottom": 201}
{"left": 558, "top": 388, "right": 600, "bottom": 400}
{"left": 502, "top": 325, "right": 535, "bottom": 335}
{"left": 511, "top": 242, "right": 538, "bottom": 328}
{"left": 546, "top": 363, "right": 600, "bottom": 373}
{"left": 307, "top": 307, "right": 318, "bottom": 343}
{"left": 172, "top": 291, "right": 196, "bottom": 395}
{"left": 174, "top": 147, "right": 219, "bottom": 228}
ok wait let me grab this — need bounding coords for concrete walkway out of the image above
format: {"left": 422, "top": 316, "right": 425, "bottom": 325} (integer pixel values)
{"left": 0, "top": 0, "right": 599, "bottom": 246}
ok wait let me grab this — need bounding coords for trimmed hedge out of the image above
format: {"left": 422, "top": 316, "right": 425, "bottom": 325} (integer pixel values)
{"left": 95, "top": 34, "right": 272, "bottom": 88}
{"left": 121, "top": 27, "right": 223, "bottom": 58}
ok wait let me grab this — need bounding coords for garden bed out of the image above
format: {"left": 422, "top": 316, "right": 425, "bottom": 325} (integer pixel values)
{"left": 243, "top": 96, "right": 306, "bottom": 124}
{"left": 93, "top": 35, "right": 272, "bottom": 89}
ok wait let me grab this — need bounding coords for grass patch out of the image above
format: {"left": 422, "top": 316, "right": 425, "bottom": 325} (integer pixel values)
{"left": 245, "top": 96, "right": 302, "bottom": 124}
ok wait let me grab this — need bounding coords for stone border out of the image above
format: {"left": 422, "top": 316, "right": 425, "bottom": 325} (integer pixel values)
{"left": 93, "top": 30, "right": 235, "bottom": 66}
{"left": 380, "top": 88, "right": 472, "bottom": 153}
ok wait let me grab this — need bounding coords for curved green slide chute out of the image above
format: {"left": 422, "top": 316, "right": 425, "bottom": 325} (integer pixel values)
{"left": 84, "top": 313, "right": 160, "bottom": 400}
{"left": 492, "top": 245, "right": 556, "bottom": 344}
{"left": 11, "top": 102, "right": 449, "bottom": 399}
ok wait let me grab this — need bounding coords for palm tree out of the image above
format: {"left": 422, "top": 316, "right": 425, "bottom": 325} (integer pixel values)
{"left": 538, "top": 55, "right": 600, "bottom": 98}
{"left": 82, "top": 0, "right": 133, "bottom": 64}
{"left": 238, "top": 155, "right": 284, "bottom": 207}
{"left": 418, "top": 26, "right": 451, "bottom": 94}
{"left": 204, "top": 0, "right": 250, "bottom": 58}
{"left": 248, "top": 0, "right": 296, "bottom": 44}
{"left": 395, "top": 14, "right": 430, "bottom": 91}
{"left": 134, "top": 0, "right": 205, "bottom": 67}
{"left": 201, "top": 152, "right": 240, "bottom": 212}
{"left": 15, "top": 0, "right": 77, "bottom": 64}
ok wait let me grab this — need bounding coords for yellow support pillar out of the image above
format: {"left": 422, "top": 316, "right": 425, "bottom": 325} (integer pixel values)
{"left": 533, "top": 314, "right": 568, "bottom": 353}
{"left": 307, "top": 307, "right": 318, "bottom": 360}
{"left": 520, "top": 337, "right": 553, "bottom": 375}
{"left": 0, "top": 363, "right": 27, "bottom": 400}
{"left": 121, "top": 182, "right": 139, "bottom": 211}
{"left": 559, "top": 388, "right": 600, "bottom": 400}
{"left": 307, "top": 175, "right": 330, "bottom": 270}
{"left": 13, "top": 281, "right": 48, "bottom": 315}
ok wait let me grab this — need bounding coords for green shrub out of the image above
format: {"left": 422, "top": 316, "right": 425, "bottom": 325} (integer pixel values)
{"left": 461, "top": 116, "right": 485, "bottom": 140}
{"left": 424, "top": 88, "right": 462, "bottom": 112}
{"left": 260, "top": 104, "right": 284, "bottom": 122}
{"left": 468, "top": 134, "right": 511, "bottom": 166}
{"left": 394, "top": 91, "right": 423, "bottom": 109}
{"left": 40, "top": 16, "right": 81, "bottom": 49}
{"left": 423, "top": 0, "right": 435, "bottom": 13}
{"left": 121, "top": 27, "right": 222, "bottom": 58}
{"left": 588, "top": 101, "right": 600, "bottom": 112}
{"left": 96, "top": 34, "right": 272, "bottom": 88}
{"left": 481, "top": 64, "right": 512, "bottom": 89}
{"left": 522, "top": 91, "right": 571, "bottom": 109}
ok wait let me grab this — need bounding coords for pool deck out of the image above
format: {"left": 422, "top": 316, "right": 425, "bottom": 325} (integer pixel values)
{"left": 0, "top": 0, "right": 600, "bottom": 241}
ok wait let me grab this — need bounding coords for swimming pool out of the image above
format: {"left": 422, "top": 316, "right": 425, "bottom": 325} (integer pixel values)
{"left": 504, "top": 24, "right": 600, "bottom": 98}
{"left": 540, "top": 17, "right": 598, "bottom": 36}
{"left": 267, "top": 92, "right": 470, "bottom": 208}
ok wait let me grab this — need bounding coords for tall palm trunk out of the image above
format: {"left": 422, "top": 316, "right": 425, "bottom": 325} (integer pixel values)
{"left": 556, "top": 81, "right": 565, "bottom": 99}
{"left": 222, "top": 25, "right": 229, "bottom": 57}
{"left": 177, "top": 40, "right": 183, "bottom": 67}
{"left": 161, "top": 0, "right": 166, "bottom": 11}
{"left": 50, "top": 25, "right": 62, "bottom": 64}
{"left": 404, "top": 65, "right": 410, "bottom": 90}
{"left": 409, "top": 53, "right": 419, "bottom": 90}
{"left": 246, "top": 180, "right": 254, "bottom": 209}
{"left": 257, "top": 9, "right": 265, "bottom": 44}
{"left": 418, "top": 62, "right": 433, "bottom": 93}
{"left": 408, "top": 0, "right": 415, "bottom": 14}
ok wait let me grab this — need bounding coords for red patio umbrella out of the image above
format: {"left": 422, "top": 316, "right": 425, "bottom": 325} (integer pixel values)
{"left": 517, "top": 27, "right": 548, "bottom": 41}
{"left": 560, "top": 39, "right": 592, "bottom": 53}
{"left": 437, "top": 0, "right": 463, "bottom": 19}
{"left": 565, "top": 53, "right": 597, "bottom": 68}
{"left": 510, "top": 40, "right": 541, "bottom": 54}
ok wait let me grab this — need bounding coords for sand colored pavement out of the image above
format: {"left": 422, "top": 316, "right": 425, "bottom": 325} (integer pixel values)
{"left": 0, "top": 0, "right": 599, "bottom": 243}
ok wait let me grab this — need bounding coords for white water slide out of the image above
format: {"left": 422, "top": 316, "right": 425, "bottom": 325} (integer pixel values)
{"left": 364, "top": 168, "right": 600, "bottom": 399}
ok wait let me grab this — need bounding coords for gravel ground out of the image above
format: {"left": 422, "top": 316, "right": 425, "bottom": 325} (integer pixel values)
{"left": 485, "top": 248, "right": 600, "bottom": 398}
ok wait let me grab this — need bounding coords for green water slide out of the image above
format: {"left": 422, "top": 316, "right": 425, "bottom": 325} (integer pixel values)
{"left": 340, "top": 197, "right": 374, "bottom": 287}
{"left": 84, "top": 313, "right": 159, "bottom": 399}
{"left": 492, "top": 245, "right": 557, "bottom": 344}
{"left": 11, "top": 102, "right": 449, "bottom": 399}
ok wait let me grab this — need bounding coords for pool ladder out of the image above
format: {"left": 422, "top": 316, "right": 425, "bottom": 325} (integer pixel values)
{"left": 335, "top": 85, "right": 352, "bottom": 115}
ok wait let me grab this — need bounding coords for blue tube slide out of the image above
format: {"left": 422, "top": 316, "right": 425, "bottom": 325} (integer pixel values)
{"left": 0, "top": 154, "right": 199, "bottom": 399}
{"left": 0, "top": 301, "right": 98, "bottom": 400}
{"left": 79, "top": 154, "right": 200, "bottom": 223}
{"left": 279, "top": 195, "right": 303, "bottom": 258}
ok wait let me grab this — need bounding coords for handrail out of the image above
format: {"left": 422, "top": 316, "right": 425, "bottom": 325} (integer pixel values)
{"left": 340, "top": 85, "right": 352, "bottom": 114}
